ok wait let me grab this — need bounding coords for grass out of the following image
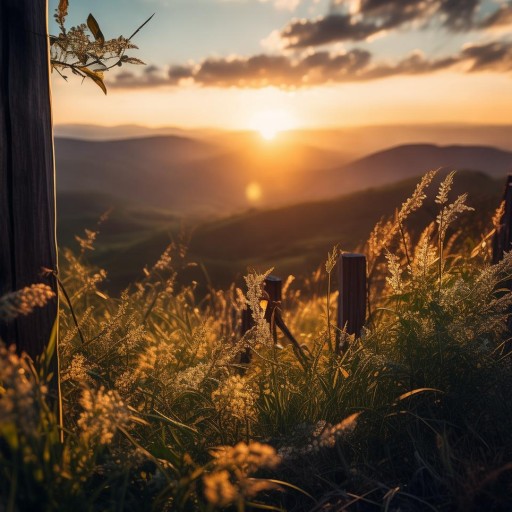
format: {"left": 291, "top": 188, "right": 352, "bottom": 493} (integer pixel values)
{"left": 1, "top": 171, "right": 512, "bottom": 511}
{"left": 58, "top": 170, "right": 502, "bottom": 294}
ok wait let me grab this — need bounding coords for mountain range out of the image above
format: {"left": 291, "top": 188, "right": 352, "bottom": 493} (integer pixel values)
{"left": 55, "top": 133, "right": 512, "bottom": 217}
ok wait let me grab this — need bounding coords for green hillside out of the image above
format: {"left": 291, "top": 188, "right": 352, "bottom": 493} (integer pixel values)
{"left": 58, "top": 170, "right": 503, "bottom": 292}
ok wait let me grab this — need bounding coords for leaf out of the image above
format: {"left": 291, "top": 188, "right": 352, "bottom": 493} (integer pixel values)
{"left": 78, "top": 66, "right": 107, "bottom": 95}
{"left": 87, "top": 14, "right": 105, "bottom": 45}
{"left": 57, "top": 0, "right": 68, "bottom": 21}
{"left": 122, "top": 57, "right": 146, "bottom": 65}
{"left": 396, "top": 387, "right": 443, "bottom": 402}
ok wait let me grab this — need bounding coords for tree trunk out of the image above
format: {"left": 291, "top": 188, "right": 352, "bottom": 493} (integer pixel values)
{"left": 0, "top": 1, "right": 59, "bottom": 392}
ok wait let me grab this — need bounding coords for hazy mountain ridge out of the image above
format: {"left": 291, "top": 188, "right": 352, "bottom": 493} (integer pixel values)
{"left": 313, "top": 143, "right": 512, "bottom": 199}
{"left": 56, "top": 134, "right": 512, "bottom": 216}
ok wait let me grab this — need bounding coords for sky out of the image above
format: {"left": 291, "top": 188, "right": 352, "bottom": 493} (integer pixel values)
{"left": 49, "top": 0, "right": 512, "bottom": 130}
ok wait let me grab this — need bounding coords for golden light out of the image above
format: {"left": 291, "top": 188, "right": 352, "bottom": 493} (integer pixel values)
{"left": 245, "top": 182, "right": 262, "bottom": 203}
{"left": 249, "top": 109, "right": 297, "bottom": 140}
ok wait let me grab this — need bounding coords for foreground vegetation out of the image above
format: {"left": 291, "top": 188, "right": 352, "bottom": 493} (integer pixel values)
{"left": 1, "top": 171, "right": 512, "bottom": 511}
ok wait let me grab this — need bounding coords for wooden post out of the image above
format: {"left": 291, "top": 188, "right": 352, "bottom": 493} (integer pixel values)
{"left": 263, "top": 275, "right": 282, "bottom": 343}
{"left": 0, "top": 2, "right": 59, "bottom": 382}
{"left": 239, "top": 308, "right": 254, "bottom": 365}
{"left": 240, "top": 275, "right": 282, "bottom": 364}
{"left": 492, "top": 175, "right": 512, "bottom": 351}
{"left": 492, "top": 174, "right": 512, "bottom": 264}
{"left": 337, "top": 253, "right": 366, "bottom": 352}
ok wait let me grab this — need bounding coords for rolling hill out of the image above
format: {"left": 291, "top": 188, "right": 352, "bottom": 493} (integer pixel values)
{"left": 58, "top": 170, "right": 503, "bottom": 292}
{"left": 311, "top": 144, "right": 512, "bottom": 200}
{"left": 55, "top": 134, "right": 512, "bottom": 218}
{"left": 55, "top": 134, "right": 347, "bottom": 215}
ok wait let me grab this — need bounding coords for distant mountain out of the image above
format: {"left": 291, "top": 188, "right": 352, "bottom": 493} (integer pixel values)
{"left": 53, "top": 124, "right": 199, "bottom": 141}
{"left": 312, "top": 144, "right": 512, "bottom": 200}
{"left": 55, "top": 134, "right": 347, "bottom": 215}
{"left": 55, "top": 133, "right": 512, "bottom": 219}
{"left": 55, "top": 123, "right": 512, "bottom": 155}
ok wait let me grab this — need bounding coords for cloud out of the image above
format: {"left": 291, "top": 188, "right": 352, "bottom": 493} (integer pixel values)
{"left": 108, "top": 40, "right": 512, "bottom": 90}
{"left": 113, "top": 65, "right": 169, "bottom": 88}
{"left": 479, "top": 4, "right": 512, "bottom": 29}
{"left": 279, "top": 0, "right": 502, "bottom": 48}
{"left": 220, "top": 0, "right": 300, "bottom": 10}
{"left": 462, "top": 40, "right": 512, "bottom": 71}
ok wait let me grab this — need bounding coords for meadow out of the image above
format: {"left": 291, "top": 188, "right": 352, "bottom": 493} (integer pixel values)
{"left": 1, "top": 170, "right": 512, "bottom": 511}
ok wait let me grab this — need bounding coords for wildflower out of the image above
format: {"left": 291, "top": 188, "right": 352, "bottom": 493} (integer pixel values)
{"left": 75, "top": 228, "right": 98, "bottom": 252}
{"left": 398, "top": 169, "right": 437, "bottom": 223}
{"left": 385, "top": 251, "right": 404, "bottom": 294}
{"left": 78, "top": 387, "right": 130, "bottom": 444}
{"left": 211, "top": 441, "right": 280, "bottom": 474}
{"left": 0, "top": 284, "right": 55, "bottom": 322}
{"left": 62, "top": 354, "right": 92, "bottom": 384}
{"left": 204, "top": 441, "right": 281, "bottom": 506}
{"left": 436, "top": 193, "right": 474, "bottom": 240}
{"left": 244, "top": 270, "right": 273, "bottom": 346}
{"left": 203, "top": 470, "right": 237, "bottom": 507}
{"left": 153, "top": 244, "right": 173, "bottom": 272}
{"left": 278, "top": 413, "right": 360, "bottom": 460}
{"left": 211, "top": 375, "right": 257, "bottom": 422}
{"left": 0, "top": 346, "right": 45, "bottom": 436}
{"left": 134, "top": 345, "right": 157, "bottom": 380}
{"left": 325, "top": 245, "right": 339, "bottom": 274}
{"left": 435, "top": 170, "right": 456, "bottom": 205}
{"left": 172, "top": 362, "right": 208, "bottom": 394}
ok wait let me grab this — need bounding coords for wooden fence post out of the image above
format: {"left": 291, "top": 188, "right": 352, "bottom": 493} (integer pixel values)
{"left": 0, "top": 2, "right": 59, "bottom": 390}
{"left": 492, "top": 174, "right": 512, "bottom": 264}
{"left": 263, "top": 275, "right": 282, "bottom": 343}
{"left": 337, "top": 253, "right": 367, "bottom": 353}
{"left": 240, "top": 275, "right": 283, "bottom": 365}
{"left": 492, "top": 174, "right": 512, "bottom": 350}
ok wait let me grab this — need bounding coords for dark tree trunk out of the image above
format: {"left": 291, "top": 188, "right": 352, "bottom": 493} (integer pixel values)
{"left": 0, "top": 2, "right": 59, "bottom": 386}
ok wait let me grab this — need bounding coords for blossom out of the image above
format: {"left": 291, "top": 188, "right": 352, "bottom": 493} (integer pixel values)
{"left": 78, "top": 387, "right": 130, "bottom": 444}
{"left": 211, "top": 375, "right": 257, "bottom": 422}
{"left": 0, "top": 284, "right": 55, "bottom": 322}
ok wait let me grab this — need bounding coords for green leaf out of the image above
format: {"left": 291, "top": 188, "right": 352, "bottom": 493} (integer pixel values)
{"left": 78, "top": 66, "right": 107, "bottom": 95}
{"left": 87, "top": 14, "right": 105, "bottom": 45}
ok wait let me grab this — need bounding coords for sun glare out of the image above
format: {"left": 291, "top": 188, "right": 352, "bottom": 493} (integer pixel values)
{"left": 250, "top": 109, "right": 296, "bottom": 141}
{"left": 245, "top": 182, "right": 262, "bottom": 203}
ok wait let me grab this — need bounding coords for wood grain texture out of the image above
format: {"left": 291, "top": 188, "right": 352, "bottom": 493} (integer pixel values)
{"left": 337, "top": 253, "right": 366, "bottom": 352}
{"left": 0, "top": 1, "right": 58, "bottom": 362}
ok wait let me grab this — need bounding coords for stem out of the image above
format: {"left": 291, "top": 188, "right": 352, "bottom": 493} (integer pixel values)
{"left": 326, "top": 272, "right": 333, "bottom": 353}
{"left": 399, "top": 221, "right": 411, "bottom": 267}
{"left": 438, "top": 210, "right": 444, "bottom": 297}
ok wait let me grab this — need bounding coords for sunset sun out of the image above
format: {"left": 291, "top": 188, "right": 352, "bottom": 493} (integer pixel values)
{"left": 250, "top": 109, "right": 297, "bottom": 140}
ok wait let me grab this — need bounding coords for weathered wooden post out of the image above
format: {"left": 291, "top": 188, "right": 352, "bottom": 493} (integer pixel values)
{"left": 240, "top": 275, "right": 282, "bottom": 365}
{"left": 492, "top": 174, "right": 512, "bottom": 264}
{"left": 263, "top": 275, "right": 282, "bottom": 343}
{"left": 0, "top": 1, "right": 59, "bottom": 387}
{"left": 337, "top": 253, "right": 367, "bottom": 353}
{"left": 492, "top": 174, "right": 512, "bottom": 350}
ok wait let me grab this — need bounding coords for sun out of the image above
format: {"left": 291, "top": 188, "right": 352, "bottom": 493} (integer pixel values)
{"left": 250, "top": 109, "right": 297, "bottom": 141}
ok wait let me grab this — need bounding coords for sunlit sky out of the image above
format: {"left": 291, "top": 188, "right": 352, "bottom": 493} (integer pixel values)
{"left": 49, "top": 0, "right": 512, "bottom": 130}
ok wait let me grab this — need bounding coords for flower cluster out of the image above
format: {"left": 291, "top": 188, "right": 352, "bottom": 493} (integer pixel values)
{"left": 204, "top": 441, "right": 281, "bottom": 506}
{"left": 278, "top": 413, "right": 360, "bottom": 460}
{"left": 0, "top": 284, "right": 55, "bottom": 322}
{"left": 78, "top": 387, "right": 130, "bottom": 445}
{"left": 211, "top": 375, "right": 257, "bottom": 422}
{"left": 0, "top": 345, "right": 45, "bottom": 436}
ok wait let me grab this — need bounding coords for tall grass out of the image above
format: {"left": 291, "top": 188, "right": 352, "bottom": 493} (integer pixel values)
{"left": 1, "top": 171, "right": 512, "bottom": 511}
